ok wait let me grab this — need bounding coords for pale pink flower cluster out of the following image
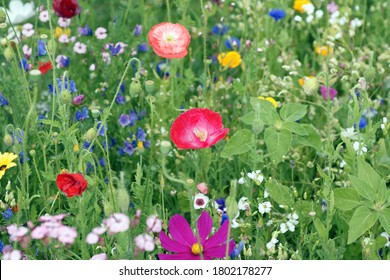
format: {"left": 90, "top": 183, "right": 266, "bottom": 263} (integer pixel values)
{"left": 39, "top": 10, "right": 49, "bottom": 22}
{"left": 22, "top": 23, "right": 34, "bottom": 37}
{"left": 22, "top": 44, "right": 32, "bottom": 59}
{"left": 90, "top": 253, "right": 108, "bottom": 260}
{"left": 134, "top": 215, "right": 162, "bottom": 253}
{"left": 7, "top": 224, "right": 30, "bottom": 248}
{"left": 58, "top": 17, "right": 71, "bottom": 28}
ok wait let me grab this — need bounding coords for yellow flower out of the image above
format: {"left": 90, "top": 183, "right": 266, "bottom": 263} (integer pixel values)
{"left": 218, "top": 51, "right": 242, "bottom": 68}
{"left": 298, "top": 75, "right": 316, "bottom": 87}
{"left": 293, "top": 0, "right": 312, "bottom": 13}
{"left": 73, "top": 144, "right": 80, "bottom": 152}
{"left": 258, "top": 96, "right": 278, "bottom": 108}
{"left": 54, "top": 27, "right": 71, "bottom": 39}
{"left": 315, "top": 46, "right": 333, "bottom": 56}
{"left": 0, "top": 152, "right": 17, "bottom": 179}
{"left": 137, "top": 141, "right": 144, "bottom": 149}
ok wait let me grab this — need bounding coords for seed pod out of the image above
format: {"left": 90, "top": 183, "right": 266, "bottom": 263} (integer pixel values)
{"left": 3, "top": 47, "right": 14, "bottom": 62}
{"left": 129, "top": 79, "right": 142, "bottom": 97}
{"left": 144, "top": 80, "right": 155, "bottom": 94}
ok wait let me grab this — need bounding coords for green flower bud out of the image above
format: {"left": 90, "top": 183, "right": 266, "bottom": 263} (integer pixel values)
{"left": 91, "top": 109, "right": 100, "bottom": 118}
{"left": 5, "top": 181, "right": 11, "bottom": 191}
{"left": 29, "top": 150, "right": 36, "bottom": 157}
{"left": 0, "top": 22, "right": 7, "bottom": 29}
{"left": 3, "top": 47, "right": 14, "bottom": 62}
{"left": 29, "top": 69, "right": 42, "bottom": 82}
{"left": 0, "top": 9, "right": 6, "bottom": 24}
{"left": 117, "top": 187, "right": 130, "bottom": 212}
{"left": 3, "top": 134, "right": 13, "bottom": 146}
{"left": 144, "top": 80, "right": 155, "bottom": 94}
{"left": 103, "top": 199, "right": 115, "bottom": 216}
{"left": 129, "top": 79, "right": 142, "bottom": 97}
{"left": 59, "top": 90, "right": 72, "bottom": 105}
{"left": 306, "top": 161, "right": 314, "bottom": 168}
{"left": 85, "top": 128, "right": 97, "bottom": 142}
{"left": 364, "top": 66, "right": 376, "bottom": 83}
{"left": 160, "top": 140, "right": 172, "bottom": 155}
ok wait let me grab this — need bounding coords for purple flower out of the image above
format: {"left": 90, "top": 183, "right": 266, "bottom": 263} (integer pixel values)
{"left": 137, "top": 42, "right": 149, "bottom": 53}
{"left": 268, "top": 9, "right": 286, "bottom": 21}
{"left": 108, "top": 44, "right": 121, "bottom": 56}
{"left": 118, "top": 114, "right": 131, "bottom": 127}
{"left": 230, "top": 241, "right": 244, "bottom": 259}
{"left": 158, "top": 211, "right": 235, "bottom": 260}
{"left": 134, "top": 24, "right": 142, "bottom": 36}
{"left": 2, "top": 208, "right": 13, "bottom": 220}
{"left": 37, "top": 40, "right": 46, "bottom": 56}
{"left": 19, "top": 151, "right": 29, "bottom": 164}
{"left": 97, "top": 122, "right": 106, "bottom": 136}
{"left": 358, "top": 116, "right": 367, "bottom": 129}
{"left": 49, "top": 78, "right": 77, "bottom": 94}
{"left": 76, "top": 107, "right": 89, "bottom": 121}
{"left": 320, "top": 85, "right": 337, "bottom": 100}
{"left": 225, "top": 37, "right": 240, "bottom": 50}
{"left": 136, "top": 127, "right": 146, "bottom": 141}
{"left": 19, "top": 58, "right": 29, "bottom": 71}
{"left": 60, "top": 56, "right": 70, "bottom": 67}
{"left": 103, "top": 138, "right": 116, "bottom": 149}
{"left": 116, "top": 93, "right": 125, "bottom": 104}
{"left": 122, "top": 141, "right": 135, "bottom": 156}
{"left": 99, "top": 157, "right": 105, "bottom": 167}
{"left": 215, "top": 197, "right": 226, "bottom": 211}
{"left": 78, "top": 25, "right": 93, "bottom": 36}
{"left": 327, "top": 2, "right": 338, "bottom": 13}
{"left": 72, "top": 95, "right": 85, "bottom": 106}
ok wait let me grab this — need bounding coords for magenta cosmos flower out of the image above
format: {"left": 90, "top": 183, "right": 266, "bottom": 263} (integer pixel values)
{"left": 170, "top": 108, "right": 229, "bottom": 149}
{"left": 148, "top": 22, "right": 191, "bottom": 59}
{"left": 158, "top": 211, "right": 235, "bottom": 260}
{"left": 320, "top": 85, "right": 337, "bottom": 100}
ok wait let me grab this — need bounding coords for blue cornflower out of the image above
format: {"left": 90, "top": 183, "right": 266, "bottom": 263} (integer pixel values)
{"left": 268, "top": 9, "right": 286, "bottom": 21}
{"left": 358, "top": 116, "right": 367, "bottom": 129}
{"left": 215, "top": 197, "right": 226, "bottom": 211}
{"left": 225, "top": 37, "right": 240, "bottom": 50}
{"left": 78, "top": 25, "right": 93, "bottom": 36}
{"left": 156, "top": 61, "right": 170, "bottom": 77}
{"left": 0, "top": 240, "right": 3, "bottom": 253}
{"left": 37, "top": 40, "right": 46, "bottom": 56}
{"left": 99, "top": 157, "right": 106, "bottom": 167}
{"left": 83, "top": 141, "right": 94, "bottom": 152}
{"left": 0, "top": 93, "right": 9, "bottom": 106}
{"left": 212, "top": 24, "right": 228, "bottom": 35}
{"left": 109, "top": 44, "right": 121, "bottom": 56}
{"left": 134, "top": 24, "right": 142, "bottom": 36}
{"left": 60, "top": 56, "right": 70, "bottom": 68}
{"left": 129, "top": 111, "right": 138, "bottom": 126}
{"left": 120, "top": 83, "right": 126, "bottom": 93}
{"left": 19, "top": 58, "right": 29, "bottom": 71}
{"left": 2, "top": 208, "right": 13, "bottom": 220}
{"left": 136, "top": 127, "right": 146, "bottom": 141}
{"left": 143, "top": 140, "right": 151, "bottom": 148}
{"left": 221, "top": 213, "right": 229, "bottom": 225}
{"left": 11, "top": 131, "right": 24, "bottom": 144}
{"left": 137, "top": 42, "right": 149, "bottom": 53}
{"left": 122, "top": 140, "right": 135, "bottom": 156}
{"left": 48, "top": 78, "right": 77, "bottom": 94}
{"left": 230, "top": 241, "right": 245, "bottom": 259}
{"left": 76, "top": 107, "right": 89, "bottom": 121}
{"left": 103, "top": 138, "right": 116, "bottom": 149}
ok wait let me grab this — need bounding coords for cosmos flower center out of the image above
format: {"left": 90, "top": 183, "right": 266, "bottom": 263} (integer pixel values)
{"left": 191, "top": 243, "right": 203, "bottom": 255}
{"left": 193, "top": 127, "right": 208, "bottom": 142}
{"left": 0, "top": 165, "right": 6, "bottom": 171}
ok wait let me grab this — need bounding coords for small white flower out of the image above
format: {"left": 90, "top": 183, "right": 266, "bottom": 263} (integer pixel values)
{"left": 302, "top": 3, "right": 315, "bottom": 14}
{"left": 381, "top": 124, "right": 385, "bottom": 130}
{"left": 258, "top": 201, "right": 272, "bottom": 214}
{"left": 247, "top": 170, "right": 264, "bottom": 185}
{"left": 315, "top": 10, "right": 324, "bottom": 19}
{"left": 340, "top": 160, "right": 347, "bottom": 168}
{"left": 353, "top": 141, "right": 367, "bottom": 155}
{"left": 383, "top": 117, "right": 388, "bottom": 124}
{"left": 341, "top": 127, "right": 357, "bottom": 139}
{"left": 238, "top": 197, "right": 250, "bottom": 211}
{"left": 294, "top": 15, "right": 302, "bottom": 22}
{"left": 266, "top": 219, "right": 273, "bottom": 227}
{"left": 4, "top": 0, "right": 36, "bottom": 25}
{"left": 266, "top": 237, "right": 279, "bottom": 250}
{"left": 306, "top": 15, "right": 314, "bottom": 23}
{"left": 194, "top": 193, "right": 209, "bottom": 209}
{"left": 238, "top": 177, "right": 246, "bottom": 184}
{"left": 350, "top": 18, "right": 362, "bottom": 29}
{"left": 264, "top": 190, "right": 269, "bottom": 198}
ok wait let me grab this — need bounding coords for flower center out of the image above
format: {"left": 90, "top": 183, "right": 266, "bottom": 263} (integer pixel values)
{"left": 165, "top": 33, "right": 176, "bottom": 42}
{"left": 191, "top": 243, "right": 203, "bottom": 255}
{"left": 0, "top": 165, "right": 6, "bottom": 171}
{"left": 193, "top": 127, "right": 208, "bottom": 142}
{"left": 195, "top": 198, "right": 205, "bottom": 206}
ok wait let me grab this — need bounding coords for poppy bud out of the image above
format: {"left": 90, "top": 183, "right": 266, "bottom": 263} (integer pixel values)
{"left": 129, "top": 79, "right": 142, "bottom": 97}
{"left": 4, "top": 47, "right": 14, "bottom": 62}
{"left": 3, "top": 134, "right": 13, "bottom": 146}
{"left": 144, "top": 80, "right": 155, "bottom": 94}
{"left": 85, "top": 128, "right": 97, "bottom": 142}
{"left": 117, "top": 187, "right": 130, "bottom": 212}
{"left": 160, "top": 140, "right": 172, "bottom": 155}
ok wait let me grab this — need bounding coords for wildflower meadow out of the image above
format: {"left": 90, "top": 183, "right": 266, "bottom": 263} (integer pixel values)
{"left": 0, "top": 0, "right": 389, "bottom": 262}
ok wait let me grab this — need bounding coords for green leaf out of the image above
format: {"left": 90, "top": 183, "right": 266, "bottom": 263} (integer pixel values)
{"left": 282, "top": 121, "right": 308, "bottom": 136}
{"left": 250, "top": 97, "right": 279, "bottom": 126}
{"left": 349, "top": 175, "right": 376, "bottom": 201}
{"left": 314, "top": 218, "right": 328, "bottom": 241}
{"left": 357, "top": 158, "right": 382, "bottom": 195}
{"left": 295, "top": 124, "right": 322, "bottom": 151}
{"left": 265, "top": 180, "right": 293, "bottom": 207}
{"left": 378, "top": 208, "right": 390, "bottom": 235}
{"left": 334, "top": 188, "right": 361, "bottom": 211}
{"left": 347, "top": 206, "right": 378, "bottom": 244}
{"left": 39, "top": 119, "right": 61, "bottom": 128}
{"left": 264, "top": 127, "right": 292, "bottom": 164}
{"left": 280, "top": 103, "right": 307, "bottom": 122}
{"left": 221, "top": 129, "right": 255, "bottom": 158}
{"left": 240, "top": 112, "right": 255, "bottom": 125}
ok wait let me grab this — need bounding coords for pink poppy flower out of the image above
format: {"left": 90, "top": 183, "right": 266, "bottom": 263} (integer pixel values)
{"left": 320, "top": 85, "right": 337, "bottom": 100}
{"left": 170, "top": 108, "right": 229, "bottom": 149}
{"left": 158, "top": 211, "right": 235, "bottom": 260}
{"left": 148, "top": 22, "right": 191, "bottom": 59}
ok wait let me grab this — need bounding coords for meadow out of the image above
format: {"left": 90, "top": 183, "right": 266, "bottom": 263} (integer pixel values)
{"left": 0, "top": 0, "right": 389, "bottom": 260}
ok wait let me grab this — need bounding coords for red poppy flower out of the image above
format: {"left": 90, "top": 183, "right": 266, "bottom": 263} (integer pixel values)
{"left": 56, "top": 172, "right": 88, "bottom": 197}
{"left": 38, "top": 61, "right": 53, "bottom": 75}
{"left": 148, "top": 22, "right": 191, "bottom": 59}
{"left": 170, "top": 108, "right": 229, "bottom": 149}
{"left": 52, "top": 0, "right": 80, "bottom": 19}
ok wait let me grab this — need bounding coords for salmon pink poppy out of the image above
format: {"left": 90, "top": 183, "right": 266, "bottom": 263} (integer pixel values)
{"left": 56, "top": 172, "right": 88, "bottom": 197}
{"left": 53, "top": 0, "right": 80, "bottom": 19}
{"left": 170, "top": 108, "right": 229, "bottom": 149}
{"left": 148, "top": 22, "right": 191, "bottom": 59}
{"left": 158, "top": 211, "right": 235, "bottom": 260}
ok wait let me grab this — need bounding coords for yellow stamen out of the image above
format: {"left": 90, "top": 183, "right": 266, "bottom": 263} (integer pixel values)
{"left": 191, "top": 243, "right": 203, "bottom": 255}
{"left": 193, "top": 128, "right": 208, "bottom": 142}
